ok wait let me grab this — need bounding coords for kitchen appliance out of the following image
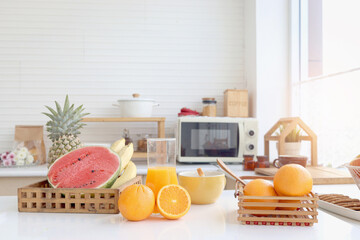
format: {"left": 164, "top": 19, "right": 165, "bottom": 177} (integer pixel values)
{"left": 177, "top": 117, "right": 258, "bottom": 163}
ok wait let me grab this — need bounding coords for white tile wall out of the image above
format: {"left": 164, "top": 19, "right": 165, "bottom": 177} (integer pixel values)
{"left": 0, "top": 0, "right": 245, "bottom": 152}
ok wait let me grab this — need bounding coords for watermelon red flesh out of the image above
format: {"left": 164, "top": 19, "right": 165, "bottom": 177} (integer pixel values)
{"left": 47, "top": 146, "right": 120, "bottom": 188}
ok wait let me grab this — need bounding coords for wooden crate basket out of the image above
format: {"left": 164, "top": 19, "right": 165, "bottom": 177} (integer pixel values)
{"left": 236, "top": 178, "right": 319, "bottom": 226}
{"left": 18, "top": 176, "right": 142, "bottom": 214}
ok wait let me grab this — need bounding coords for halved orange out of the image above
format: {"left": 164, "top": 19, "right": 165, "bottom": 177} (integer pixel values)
{"left": 157, "top": 184, "right": 191, "bottom": 220}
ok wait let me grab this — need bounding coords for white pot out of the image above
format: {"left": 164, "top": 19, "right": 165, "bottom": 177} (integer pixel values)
{"left": 113, "top": 93, "right": 159, "bottom": 117}
{"left": 277, "top": 142, "right": 301, "bottom": 156}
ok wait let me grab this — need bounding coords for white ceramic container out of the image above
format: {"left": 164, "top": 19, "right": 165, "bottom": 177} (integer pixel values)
{"left": 113, "top": 94, "right": 159, "bottom": 117}
{"left": 276, "top": 142, "right": 301, "bottom": 155}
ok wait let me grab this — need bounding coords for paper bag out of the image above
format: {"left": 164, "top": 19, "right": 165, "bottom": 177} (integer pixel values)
{"left": 14, "top": 126, "right": 46, "bottom": 164}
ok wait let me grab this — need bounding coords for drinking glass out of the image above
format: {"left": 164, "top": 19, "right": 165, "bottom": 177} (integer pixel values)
{"left": 145, "top": 138, "right": 178, "bottom": 212}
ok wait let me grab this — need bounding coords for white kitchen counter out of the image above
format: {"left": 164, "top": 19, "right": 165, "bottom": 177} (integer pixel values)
{"left": 0, "top": 161, "right": 251, "bottom": 177}
{"left": 0, "top": 162, "right": 255, "bottom": 196}
{"left": 1, "top": 185, "right": 360, "bottom": 240}
{"left": 0, "top": 165, "right": 48, "bottom": 177}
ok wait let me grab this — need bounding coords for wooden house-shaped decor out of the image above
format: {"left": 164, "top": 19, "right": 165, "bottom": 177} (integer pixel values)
{"left": 264, "top": 117, "right": 318, "bottom": 166}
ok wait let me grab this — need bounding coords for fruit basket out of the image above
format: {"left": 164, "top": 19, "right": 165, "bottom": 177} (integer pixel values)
{"left": 17, "top": 176, "right": 142, "bottom": 214}
{"left": 345, "top": 164, "right": 360, "bottom": 190}
{"left": 235, "top": 177, "right": 319, "bottom": 226}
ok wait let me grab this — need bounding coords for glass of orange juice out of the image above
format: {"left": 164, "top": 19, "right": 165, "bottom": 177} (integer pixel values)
{"left": 145, "top": 138, "right": 178, "bottom": 213}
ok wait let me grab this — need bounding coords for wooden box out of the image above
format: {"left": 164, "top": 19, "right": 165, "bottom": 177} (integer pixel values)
{"left": 17, "top": 176, "right": 142, "bottom": 214}
{"left": 224, "top": 89, "right": 248, "bottom": 117}
{"left": 236, "top": 178, "right": 318, "bottom": 226}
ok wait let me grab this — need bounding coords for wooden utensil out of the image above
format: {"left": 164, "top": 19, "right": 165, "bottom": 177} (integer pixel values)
{"left": 216, "top": 159, "right": 247, "bottom": 186}
{"left": 197, "top": 168, "right": 205, "bottom": 177}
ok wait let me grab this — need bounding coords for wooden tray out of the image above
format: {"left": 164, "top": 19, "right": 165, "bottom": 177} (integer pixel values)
{"left": 255, "top": 167, "right": 354, "bottom": 185}
{"left": 236, "top": 177, "right": 319, "bottom": 226}
{"left": 17, "top": 176, "right": 142, "bottom": 214}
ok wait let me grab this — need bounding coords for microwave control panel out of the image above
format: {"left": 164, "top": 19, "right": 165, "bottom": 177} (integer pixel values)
{"left": 243, "top": 120, "right": 258, "bottom": 156}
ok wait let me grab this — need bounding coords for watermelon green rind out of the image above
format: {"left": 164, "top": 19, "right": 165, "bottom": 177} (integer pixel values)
{"left": 97, "top": 164, "right": 120, "bottom": 189}
{"left": 47, "top": 146, "right": 121, "bottom": 189}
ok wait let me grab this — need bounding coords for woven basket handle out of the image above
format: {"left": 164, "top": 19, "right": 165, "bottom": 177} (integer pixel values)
{"left": 217, "top": 159, "right": 247, "bottom": 187}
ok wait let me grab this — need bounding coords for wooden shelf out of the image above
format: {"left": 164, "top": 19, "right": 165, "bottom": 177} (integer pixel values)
{"left": 81, "top": 117, "right": 165, "bottom": 139}
{"left": 133, "top": 152, "right": 147, "bottom": 158}
{"left": 82, "top": 117, "right": 165, "bottom": 123}
{"left": 81, "top": 117, "right": 166, "bottom": 159}
{"left": 264, "top": 117, "right": 317, "bottom": 166}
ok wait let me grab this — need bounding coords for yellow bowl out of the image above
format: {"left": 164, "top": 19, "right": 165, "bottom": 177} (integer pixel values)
{"left": 178, "top": 171, "right": 226, "bottom": 205}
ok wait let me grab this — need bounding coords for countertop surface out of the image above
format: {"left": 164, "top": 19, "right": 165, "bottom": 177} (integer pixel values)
{"left": 1, "top": 185, "right": 360, "bottom": 240}
{"left": 0, "top": 161, "right": 251, "bottom": 177}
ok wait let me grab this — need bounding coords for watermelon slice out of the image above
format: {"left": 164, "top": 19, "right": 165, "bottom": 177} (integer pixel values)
{"left": 47, "top": 146, "right": 121, "bottom": 188}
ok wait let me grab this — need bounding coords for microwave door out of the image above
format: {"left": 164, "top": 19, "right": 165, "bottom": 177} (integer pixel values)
{"left": 180, "top": 122, "right": 239, "bottom": 160}
{"left": 238, "top": 122, "right": 245, "bottom": 159}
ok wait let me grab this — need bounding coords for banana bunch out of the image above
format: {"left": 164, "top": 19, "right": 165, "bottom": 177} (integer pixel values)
{"left": 110, "top": 138, "right": 137, "bottom": 189}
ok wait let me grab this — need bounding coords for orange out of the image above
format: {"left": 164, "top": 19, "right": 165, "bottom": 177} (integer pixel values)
{"left": 350, "top": 158, "right": 360, "bottom": 166}
{"left": 118, "top": 184, "right": 155, "bottom": 221}
{"left": 243, "top": 179, "right": 278, "bottom": 211}
{"left": 274, "top": 164, "right": 313, "bottom": 197}
{"left": 157, "top": 184, "right": 191, "bottom": 220}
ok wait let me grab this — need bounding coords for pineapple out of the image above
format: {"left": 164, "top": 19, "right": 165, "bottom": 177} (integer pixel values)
{"left": 43, "top": 95, "right": 89, "bottom": 166}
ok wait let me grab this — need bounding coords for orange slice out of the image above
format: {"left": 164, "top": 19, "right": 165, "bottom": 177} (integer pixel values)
{"left": 157, "top": 184, "right": 191, "bottom": 220}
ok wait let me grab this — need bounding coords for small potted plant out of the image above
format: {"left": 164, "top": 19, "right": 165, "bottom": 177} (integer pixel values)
{"left": 276, "top": 125, "right": 302, "bottom": 155}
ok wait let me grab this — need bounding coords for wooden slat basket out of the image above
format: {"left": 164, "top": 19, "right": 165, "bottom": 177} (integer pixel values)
{"left": 236, "top": 177, "right": 319, "bottom": 226}
{"left": 18, "top": 176, "right": 142, "bottom": 214}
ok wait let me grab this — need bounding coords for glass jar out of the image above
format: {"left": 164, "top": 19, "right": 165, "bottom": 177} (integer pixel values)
{"left": 202, "top": 98, "right": 217, "bottom": 117}
{"left": 137, "top": 134, "right": 148, "bottom": 152}
{"left": 256, "top": 155, "right": 270, "bottom": 168}
{"left": 123, "top": 128, "right": 133, "bottom": 145}
{"left": 243, "top": 154, "right": 255, "bottom": 171}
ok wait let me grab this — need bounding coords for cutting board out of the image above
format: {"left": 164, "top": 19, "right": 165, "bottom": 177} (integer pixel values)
{"left": 255, "top": 167, "right": 355, "bottom": 185}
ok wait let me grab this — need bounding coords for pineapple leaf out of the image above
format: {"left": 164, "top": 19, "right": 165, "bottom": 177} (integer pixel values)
{"left": 55, "top": 101, "right": 63, "bottom": 117}
{"left": 46, "top": 122, "right": 55, "bottom": 128}
{"left": 73, "top": 105, "right": 84, "bottom": 115}
{"left": 44, "top": 106, "right": 58, "bottom": 117}
{"left": 42, "top": 112, "right": 55, "bottom": 121}
{"left": 68, "top": 104, "right": 75, "bottom": 113}
{"left": 63, "top": 95, "right": 70, "bottom": 113}
{"left": 44, "top": 96, "right": 89, "bottom": 141}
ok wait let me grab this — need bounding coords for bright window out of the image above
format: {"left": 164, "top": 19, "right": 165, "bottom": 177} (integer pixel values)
{"left": 293, "top": 0, "right": 360, "bottom": 167}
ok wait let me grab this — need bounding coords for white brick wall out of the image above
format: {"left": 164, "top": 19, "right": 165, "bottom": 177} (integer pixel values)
{"left": 0, "top": 0, "right": 245, "bottom": 152}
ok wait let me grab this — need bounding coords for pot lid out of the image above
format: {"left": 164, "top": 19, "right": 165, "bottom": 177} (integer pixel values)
{"left": 117, "top": 93, "right": 155, "bottom": 102}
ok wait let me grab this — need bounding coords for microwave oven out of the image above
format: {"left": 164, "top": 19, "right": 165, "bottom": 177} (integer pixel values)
{"left": 177, "top": 117, "right": 258, "bottom": 163}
